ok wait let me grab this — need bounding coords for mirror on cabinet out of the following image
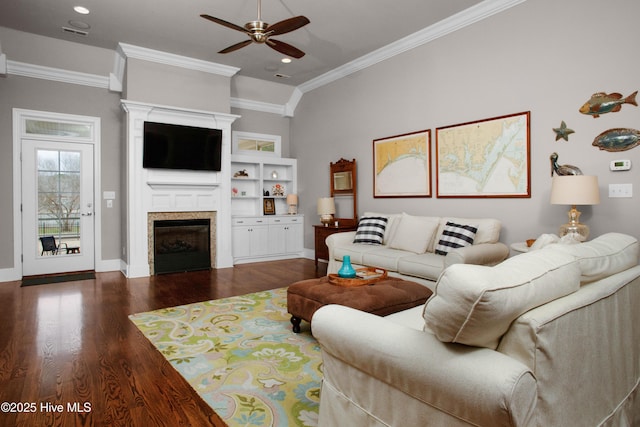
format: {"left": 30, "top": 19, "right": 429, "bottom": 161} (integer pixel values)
{"left": 330, "top": 158, "right": 358, "bottom": 226}
{"left": 333, "top": 171, "right": 353, "bottom": 192}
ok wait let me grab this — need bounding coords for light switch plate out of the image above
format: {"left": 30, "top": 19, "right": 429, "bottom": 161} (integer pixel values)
{"left": 609, "top": 183, "right": 633, "bottom": 198}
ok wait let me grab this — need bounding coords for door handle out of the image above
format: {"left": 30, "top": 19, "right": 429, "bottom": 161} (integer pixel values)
{"left": 82, "top": 212, "right": 93, "bottom": 216}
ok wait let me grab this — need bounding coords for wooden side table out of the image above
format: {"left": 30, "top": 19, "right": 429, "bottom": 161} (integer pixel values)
{"left": 313, "top": 224, "right": 357, "bottom": 268}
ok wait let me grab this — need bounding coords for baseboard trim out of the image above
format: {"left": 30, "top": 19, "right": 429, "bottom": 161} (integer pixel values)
{"left": 0, "top": 258, "right": 122, "bottom": 283}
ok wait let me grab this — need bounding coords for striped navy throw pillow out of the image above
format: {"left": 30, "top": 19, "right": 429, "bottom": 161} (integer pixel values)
{"left": 435, "top": 222, "right": 478, "bottom": 255}
{"left": 353, "top": 216, "right": 388, "bottom": 245}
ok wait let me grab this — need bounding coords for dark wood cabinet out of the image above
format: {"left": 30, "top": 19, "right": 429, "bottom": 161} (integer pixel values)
{"left": 314, "top": 224, "right": 357, "bottom": 268}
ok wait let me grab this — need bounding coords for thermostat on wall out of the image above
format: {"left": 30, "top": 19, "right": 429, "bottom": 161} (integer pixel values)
{"left": 610, "top": 159, "right": 631, "bottom": 171}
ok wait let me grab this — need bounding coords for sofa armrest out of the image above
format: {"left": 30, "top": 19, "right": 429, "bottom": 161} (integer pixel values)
{"left": 325, "top": 232, "right": 358, "bottom": 274}
{"left": 325, "top": 231, "right": 357, "bottom": 254}
{"left": 313, "top": 305, "right": 536, "bottom": 426}
{"left": 444, "top": 242, "right": 509, "bottom": 268}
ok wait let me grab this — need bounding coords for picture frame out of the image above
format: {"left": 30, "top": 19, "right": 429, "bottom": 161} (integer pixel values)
{"left": 373, "top": 129, "right": 431, "bottom": 198}
{"left": 436, "top": 111, "right": 531, "bottom": 198}
{"left": 263, "top": 197, "right": 276, "bottom": 215}
{"left": 232, "top": 131, "right": 281, "bottom": 157}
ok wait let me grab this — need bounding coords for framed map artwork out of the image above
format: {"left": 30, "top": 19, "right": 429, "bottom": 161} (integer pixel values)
{"left": 373, "top": 129, "right": 431, "bottom": 198}
{"left": 436, "top": 111, "right": 531, "bottom": 198}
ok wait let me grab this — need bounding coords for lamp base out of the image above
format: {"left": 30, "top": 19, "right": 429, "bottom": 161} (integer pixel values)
{"left": 558, "top": 205, "right": 589, "bottom": 242}
{"left": 320, "top": 214, "right": 334, "bottom": 226}
{"left": 288, "top": 205, "right": 298, "bottom": 215}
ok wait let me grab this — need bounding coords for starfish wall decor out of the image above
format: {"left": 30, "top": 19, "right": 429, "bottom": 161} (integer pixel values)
{"left": 553, "top": 121, "right": 575, "bottom": 141}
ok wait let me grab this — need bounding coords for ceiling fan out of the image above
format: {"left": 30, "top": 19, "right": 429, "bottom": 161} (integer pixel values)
{"left": 201, "top": 0, "right": 310, "bottom": 58}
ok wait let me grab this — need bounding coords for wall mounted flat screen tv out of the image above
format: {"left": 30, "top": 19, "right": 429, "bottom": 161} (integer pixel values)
{"left": 143, "top": 121, "right": 223, "bottom": 171}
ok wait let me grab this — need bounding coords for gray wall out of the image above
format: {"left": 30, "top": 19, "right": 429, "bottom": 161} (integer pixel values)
{"left": 125, "top": 59, "right": 232, "bottom": 113}
{"left": 292, "top": 0, "right": 640, "bottom": 249}
{"left": 0, "top": 75, "right": 123, "bottom": 267}
{"left": 231, "top": 108, "right": 291, "bottom": 157}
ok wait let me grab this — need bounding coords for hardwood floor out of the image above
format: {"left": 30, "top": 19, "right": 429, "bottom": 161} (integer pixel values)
{"left": 0, "top": 259, "right": 326, "bottom": 427}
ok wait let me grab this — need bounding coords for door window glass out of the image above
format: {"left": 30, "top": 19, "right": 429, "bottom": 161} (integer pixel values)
{"left": 37, "top": 149, "right": 81, "bottom": 256}
{"left": 26, "top": 119, "right": 92, "bottom": 138}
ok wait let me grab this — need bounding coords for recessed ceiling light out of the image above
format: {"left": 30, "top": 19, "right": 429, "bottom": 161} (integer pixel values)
{"left": 73, "top": 6, "right": 90, "bottom": 15}
{"left": 281, "top": 58, "right": 292, "bottom": 64}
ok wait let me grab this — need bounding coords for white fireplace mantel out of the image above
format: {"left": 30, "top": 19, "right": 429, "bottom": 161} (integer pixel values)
{"left": 121, "top": 100, "right": 239, "bottom": 277}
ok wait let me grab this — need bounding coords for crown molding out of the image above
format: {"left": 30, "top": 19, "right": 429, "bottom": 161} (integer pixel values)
{"left": 229, "top": 87, "right": 302, "bottom": 118}
{"left": 230, "top": 97, "right": 286, "bottom": 116}
{"left": 0, "top": 53, "right": 6, "bottom": 76}
{"left": 109, "top": 47, "right": 127, "bottom": 92}
{"left": 117, "top": 43, "right": 240, "bottom": 77}
{"left": 284, "top": 88, "right": 303, "bottom": 118}
{"left": 294, "top": 0, "right": 526, "bottom": 97}
{"left": 6, "top": 60, "right": 110, "bottom": 89}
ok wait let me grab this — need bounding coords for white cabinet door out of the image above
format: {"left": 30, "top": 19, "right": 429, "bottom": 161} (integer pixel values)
{"left": 285, "top": 222, "right": 304, "bottom": 254}
{"left": 232, "top": 218, "right": 269, "bottom": 258}
{"left": 269, "top": 216, "right": 304, "bottom": 255}
{"left": 232, "top": 226, "right": 252, "bottom": 258}
{"left": 268, "top": 224, "right": 287, "bottom": 254}
{"left": 251, "top": 225, "right": 270, "bottom": 256}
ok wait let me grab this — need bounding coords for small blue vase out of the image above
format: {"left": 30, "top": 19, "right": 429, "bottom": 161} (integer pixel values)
{"left": 338, "top": 255, "right": 357, "bottom": 278}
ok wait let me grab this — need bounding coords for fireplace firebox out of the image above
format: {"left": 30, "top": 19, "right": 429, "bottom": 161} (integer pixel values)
{"left": 153, "top": 219, "right": 211, "bottom": 274}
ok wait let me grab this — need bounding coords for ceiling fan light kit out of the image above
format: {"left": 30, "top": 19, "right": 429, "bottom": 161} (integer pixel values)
{"left": 201, "top": 0, "right": 310, "bottom": 58}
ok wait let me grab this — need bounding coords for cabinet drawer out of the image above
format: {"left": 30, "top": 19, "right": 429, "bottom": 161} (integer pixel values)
{"left": 232, "top": 217, "right": 268, "bottom": 226}
{"left": 268, "top": 216, "right": 302, "bottom": 225}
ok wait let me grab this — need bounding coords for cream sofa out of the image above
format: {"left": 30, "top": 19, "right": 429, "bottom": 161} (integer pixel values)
{"left": 326, "top": 212, "right": 510, "bottom": 289}
{"left": 313, "top": 232, "right": 640, "bottom": 426}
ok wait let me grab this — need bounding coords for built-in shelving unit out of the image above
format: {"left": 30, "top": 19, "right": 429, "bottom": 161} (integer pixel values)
{"left": 230, "top": 154, "right": 303, "bottom": 264}
{"left": 231, "top": 154, "right": 297, "bottom": 216}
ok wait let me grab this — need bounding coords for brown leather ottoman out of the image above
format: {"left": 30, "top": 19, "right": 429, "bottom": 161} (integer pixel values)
{"left": 287, "top": 276, "right": 433, "bottom": 333}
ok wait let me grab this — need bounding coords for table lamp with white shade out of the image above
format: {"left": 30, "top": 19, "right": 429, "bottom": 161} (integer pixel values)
{"left": 317, "top": 197, "right": 336, "bottom": 226}
{"left": 550, "top": 175, "right": 600, "bottom": 242}
{"left": 287, "top": 194, "right": 298, "bottom": 215}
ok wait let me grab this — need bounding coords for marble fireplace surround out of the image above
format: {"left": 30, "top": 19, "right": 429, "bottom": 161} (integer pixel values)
{"left": 147, "top": 211, "right": 217, "bottom": 275}
{"left": 121, "top": 100, "right": 239, "bottom": 278}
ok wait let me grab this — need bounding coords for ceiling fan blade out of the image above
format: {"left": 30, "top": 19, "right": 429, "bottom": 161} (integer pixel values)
{"left": 267, "top": 16, "right": 310, "bottom": 36}
{"left": 200, "top": 14, "right": 247, "bottom": 33}
{"left": 266, "top": 39, "right": 305, "bottom": 58}
{"left": 219, "top": 39, "right": 253, "bottom": 54}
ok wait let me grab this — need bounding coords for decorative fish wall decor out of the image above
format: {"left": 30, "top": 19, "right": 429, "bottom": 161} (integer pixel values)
{"left": 592, "top": 128, "right": 640, "bottom": 152}
{"left": 579, "top": 91, "right": 637, "bottom": 118}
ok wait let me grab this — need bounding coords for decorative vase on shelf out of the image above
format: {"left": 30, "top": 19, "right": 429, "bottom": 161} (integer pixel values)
{"left": 338, "top": 255, "right": 357, "bottom": 278}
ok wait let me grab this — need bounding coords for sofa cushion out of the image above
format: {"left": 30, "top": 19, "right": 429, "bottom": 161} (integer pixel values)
{"left": 397, "top": 252, "right": 446, "bottom": 282}
{"left": 423, "top": 248, "right": 581, "bottom": 349}
{"left": 362, "top": 247, "right": 415, "bottom": 272}
{"left": 333, "top": 242, "right": 380, "bottom": 265}
{"left": 547, "top": 232, "right": 639, "bottom": 283}
{"left": 353, "top": 216, "right": 388, "bottom": 245}
{"left": 434, "top": 222, "right": 478, "bottom": 255}
{"left": 389, "top": 213, "right": 439, "bottom": 254}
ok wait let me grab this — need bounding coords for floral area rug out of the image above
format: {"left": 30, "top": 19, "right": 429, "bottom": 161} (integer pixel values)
{"left": 129, "top": 287, "right": 322, "bottom": 427}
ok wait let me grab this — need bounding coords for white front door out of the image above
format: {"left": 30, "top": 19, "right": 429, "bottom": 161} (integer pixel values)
{"left": 21, "top": 139, "right": 95, "bottom": 275}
